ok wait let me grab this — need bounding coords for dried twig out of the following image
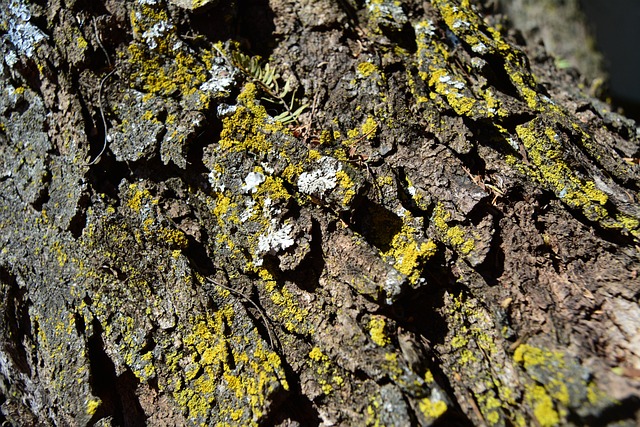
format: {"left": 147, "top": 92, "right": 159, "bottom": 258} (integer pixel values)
{"left": 85, "top": 68, "right": 116, "bottom": 166}
{"left": 85, "top": 18, "right": 116, "bottom": 166}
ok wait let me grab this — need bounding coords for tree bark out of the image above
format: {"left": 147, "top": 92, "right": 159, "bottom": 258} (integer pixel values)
{"left": 0, "top": 0, "right": 639, "bottom": 426}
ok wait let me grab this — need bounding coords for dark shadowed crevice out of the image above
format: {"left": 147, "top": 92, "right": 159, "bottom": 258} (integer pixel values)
{"left": 235, "top": 0, "right": 276, "bottom": 57}
{"left": 385, "top": 284, "right": 475, "bottom": 427}
{"left": 287, "top": 218, "right": 325, "bottom": 293}
{"left": 258, "top": 359, "right": 321, "bottom": 427}
{"left": 68, "top": 192, "right": 90, "bottom": 239}
{"left": 87, "top": 320, "right": 146, "bottom": 426}
{"left": 348, "top": 195, "right": 404, "bottom": 253}
{"left": 31, "top": 170, "right": 50, "bottom": 212}
{"left": 0, "top": 267, "right": 32, "bottom": 377}
{"left": 574, "top": 395, "right": 640, "bottom": 426}
{"left": 86, "top": 154, "right": 132, "bottom": 202}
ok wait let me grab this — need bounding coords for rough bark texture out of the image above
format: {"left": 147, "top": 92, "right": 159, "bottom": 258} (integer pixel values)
{"left": 0, "top": 0, "right": 639, "bottom": 426}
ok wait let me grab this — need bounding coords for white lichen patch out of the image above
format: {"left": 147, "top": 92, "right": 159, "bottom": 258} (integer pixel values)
{"left": 471, "top": 42, "right": 487, "bottom": 54}
{"left": 239, "top": 200, "right": 256, "bottom": 223}
{"left": 383, "top": 269, "right": 405, "bottom": 305}
{"left": 439, "top": 74, "right": 465, "bottom": 90}
{"left": 297, "top": 157, "right": 340, "bottom": 197}
{"left": 452, "top": 19, "right": 470, "bottom": 30}
{"left": 208, "top": 170, "right": 225, "bottom": 192}
{"left": 241, "top": 171, "right": 265, "bottom": 194}
{"left": 2, "top": 0, "right": 48, "bottom": 60}
{"left": 141, "top": 20, "right": 173, "bottom": 49}
{"left": 216, "top": 104, "right": 237, "bottom": 118}
{"left": 415, "top": 20, "right": 436, "bottom": 38}
{"left": 201, "top": 59, "right": 236, "bottom": 97}
{"left": 257, "top": 220, "right": 294, "bottom": 255}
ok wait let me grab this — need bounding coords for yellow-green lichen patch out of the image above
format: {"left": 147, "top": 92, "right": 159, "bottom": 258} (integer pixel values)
{"left": 126, "top": 183, "right": 158, "bottom": 213}
{"left": 514, "top": 343, "right": 612, "bottom": 427}
{"left": 306, "top": 346, "right": 346, "bottom": 396}
{"left": 335, "top": 169, "right": 357, "bottom": 207}
{"left": 439, "top": 293, "right": 527, "bottom": 426}
{"left": 341, "top": 116, "right": 379, "bottom": 149}
{"left": 86, "top": 398, "right": 101, "bottom": 416}
{"left": 380, "top": 222, "right": 437, "bottom": 283}
{"left": 432, "top": 0, "right": 541, "bottom": 110}
{"left": 218, "top": 84, "right": 282, "bottom": 153}
{"left": 357, "top": 61, "right": 378, "bottom": 78}
{"left": 168, "top": 306, "right": 287, "bottom": 425}
{"left": 431, "top": 203, "right": 475, "bottom": 255}
{"left": 30, "top": 307, "right": 95, "bottom": 411}
{"left": 368, "top": 316, "right": 391, "bottom": 347}
{"left": 126, "top": 3, "right": 209, "bottom": 103}
{"left": 412, "top": 18, "right": 511, "bottom": 119}
{"left": 259, "top": 269, "right": 311, "bottom": 335}
{"left": 515, "top": 120, "right": 611, "bottom": 223}
{"left": 524, "top": 384, "right": 561, "bottom": 427}
{"left": 418, "top": 395, "right": 448, "bottom": 419}
{"left": 124, "top": 183, "right": 189, "bottom": 250}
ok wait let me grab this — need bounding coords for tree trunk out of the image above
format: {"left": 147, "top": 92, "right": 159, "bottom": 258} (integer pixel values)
{"left": 0, "top": 0, "right": 639, "bottom": 426}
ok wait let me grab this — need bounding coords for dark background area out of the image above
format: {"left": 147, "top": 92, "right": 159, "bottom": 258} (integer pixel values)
{"left": 581, "top": 0, "right": 640, "bottom": 120}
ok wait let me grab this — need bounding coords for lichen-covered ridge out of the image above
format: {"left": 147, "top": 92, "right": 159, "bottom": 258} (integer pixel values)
{"left": 0, "top": 0, "right": 638, "bottom": 425}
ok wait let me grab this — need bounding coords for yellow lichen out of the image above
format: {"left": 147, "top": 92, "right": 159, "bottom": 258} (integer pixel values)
{"left": 527, "top": 385, "right": 560, "bottom": 427}
{"left": 126, "top": 183, "right": 156, "bottom": 213}
{"left": 368, "top": 316, "right": 390, "bottom": 347}
{"left": 431, "top": 203, "right": 475, "bottom": 255}
{"left": 418, "top": 396, "right": 448, "bottom": 419}
{"left": 381, "top": 222, "right": 437, "bottom": 283}
{"left": 169, "top": 307, "right": 288, "bottom": 425}
{"left": 357, "top": 62, "right": 378, "bottom": 78}
{"left": 516, "top": 120, "right": 609, "bottom": 222}
{"left": 260, "top": 269, "right": 310, "bottom": 334}
{"left": 86, "top": 398, "right": 101, "bottom": 415}
{"left": 335, "top": 170, "right": 356, "bottom": 206}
